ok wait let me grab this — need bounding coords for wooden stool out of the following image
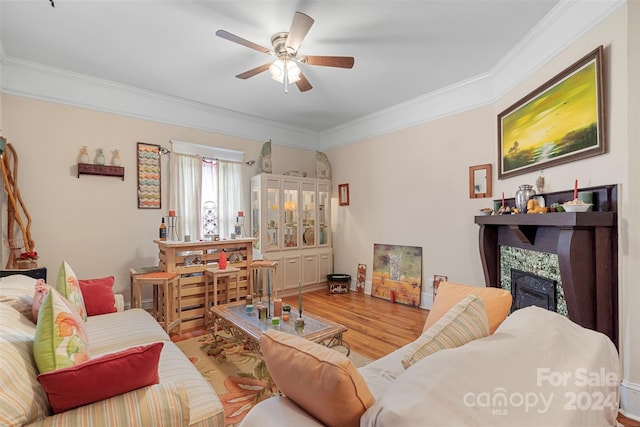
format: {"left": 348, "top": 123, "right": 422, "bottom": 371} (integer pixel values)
{"left": 249, "top": 260, "right": 278, "bottom": 299}
{"left": 132, "top": 271, "right": 182, "bottom": 334}
{"left": 204, "top": 266, "right": 241, "bottom": 309}
{"left": 129, "top": 266, "right": 160, "bottom": 309}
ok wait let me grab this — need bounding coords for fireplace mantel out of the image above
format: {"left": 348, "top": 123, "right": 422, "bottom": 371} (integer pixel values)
{"left": 474, "top": 185, "right": 618, "bottom": 346}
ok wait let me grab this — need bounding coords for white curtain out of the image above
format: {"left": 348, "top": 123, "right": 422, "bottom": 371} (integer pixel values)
{"left": 218, "top": 161, "right": 244, "bottom": 238}
{"left": 168, "top": 153, "right": 202, "bottom": 240}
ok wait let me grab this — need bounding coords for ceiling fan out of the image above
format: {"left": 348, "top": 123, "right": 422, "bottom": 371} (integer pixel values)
{"left": 216, "top": 11, "right": 355, "bottom": 93}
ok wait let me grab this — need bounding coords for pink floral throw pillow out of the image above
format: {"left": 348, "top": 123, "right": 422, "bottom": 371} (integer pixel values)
{"left": 33, "top": 288, "right": 91, "bottom": 374}
{"left": 32, "top": 279, "right": 51, "bottom": 323}
{"left": 55, "top": 261, "right": 87, "bottom": 321}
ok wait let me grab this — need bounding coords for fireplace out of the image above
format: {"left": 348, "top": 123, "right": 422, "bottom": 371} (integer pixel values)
{"left": 474, "top": 184, "right": 618, "bottom": 346}
{"left": 510, "top": 269, "right": 557, "bottom": 313}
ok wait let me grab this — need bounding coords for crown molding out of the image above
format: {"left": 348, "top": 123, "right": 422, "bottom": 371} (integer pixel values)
{"left": 319, "top": 0, "right": 625, "bottom": 150}
{"left": 0, "top": 0, "right": 625, "bottom": 152}
{"left": 1, "top": 57, "right": 320, "bottom": 150}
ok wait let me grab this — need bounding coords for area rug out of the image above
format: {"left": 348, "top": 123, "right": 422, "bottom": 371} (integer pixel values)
{"left": 175, "top": 332, "right": 372, "bottom": 426}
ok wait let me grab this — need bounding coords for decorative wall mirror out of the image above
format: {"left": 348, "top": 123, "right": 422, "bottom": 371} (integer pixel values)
{"left": 469, "top": 164, "right": 492, "bottom": 198}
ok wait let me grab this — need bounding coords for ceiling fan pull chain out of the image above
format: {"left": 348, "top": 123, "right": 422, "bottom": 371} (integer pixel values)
{"left": 284, "top": 59, "right": 289, "bottom": 94}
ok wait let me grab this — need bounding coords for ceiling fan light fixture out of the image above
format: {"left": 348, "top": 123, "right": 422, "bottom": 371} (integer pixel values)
{"left": 269, "top": 60, "right": 285, "bottom": 82}
{"left": 287, "top": 62, "right": 301, "bottom": 83}
{"left": 269, "top": 59, "right": 300, "bottom": 84}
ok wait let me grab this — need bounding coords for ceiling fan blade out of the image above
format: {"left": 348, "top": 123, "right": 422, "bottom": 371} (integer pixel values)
{"left": 216, "top": 30, "right": 272, "bottom": 55}
{"left": 295, "top": 73, "right": 313, "bottom": 92}
{"left": 236, "top": 63, "right": 271, "bottom": 79}
{"left": 300, "top": 55, "right": 355, "bottom": 69}
{"left": 285, "top": 12, "right": 314, "bottom": 54}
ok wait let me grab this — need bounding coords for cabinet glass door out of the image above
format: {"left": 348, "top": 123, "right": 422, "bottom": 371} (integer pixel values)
{"left": 283, "top": 180, "right": 299, "bottom": 248}
{"left": 266, "top": 178, "right": 280, "bottom": 250}
{"left": 318, "top": 183, "right": 330, "bottom": 246}
{"left": 301, "top": 182, "right": 316, "bottom": 247}
{"left": 251, "top": 184, "right": 260, "bottom": 250}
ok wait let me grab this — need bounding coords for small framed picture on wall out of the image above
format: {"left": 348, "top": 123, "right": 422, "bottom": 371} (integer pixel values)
{"left": 338, "top": 183, "right": 350, "bottom": 206}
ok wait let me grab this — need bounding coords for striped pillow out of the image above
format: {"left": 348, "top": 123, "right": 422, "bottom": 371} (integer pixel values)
{"left": 401, "top": 295, "right": 489, "bottom": 369}
{"left": 26, "top": 383, "right": 190, "bottom": 426}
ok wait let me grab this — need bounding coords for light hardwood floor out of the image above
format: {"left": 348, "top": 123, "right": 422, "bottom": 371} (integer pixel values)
{"left": 172, "top": 289, "right": 639, "bottom": 427}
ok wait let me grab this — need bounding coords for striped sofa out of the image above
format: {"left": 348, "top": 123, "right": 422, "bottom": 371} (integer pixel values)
{"left": 0, "top": 274, "right": 224, "bottom": 427}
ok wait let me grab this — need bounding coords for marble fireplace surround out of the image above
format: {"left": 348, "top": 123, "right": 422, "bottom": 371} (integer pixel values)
{"left": 475, "top": 184, "right": 618, "bottom": 347}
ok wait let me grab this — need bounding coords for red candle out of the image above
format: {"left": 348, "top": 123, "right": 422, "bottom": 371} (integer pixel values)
{"left": 502, "top": 192, "right": 505, "bottom": 208}
{"left": 574, "top": 180, "right": 578, "bottom": 200}
{"left": 238, "top": 211, "right": 244, "bottom": 217}
{"left": 169, "top": 210, "right": 176, "bottom": 217}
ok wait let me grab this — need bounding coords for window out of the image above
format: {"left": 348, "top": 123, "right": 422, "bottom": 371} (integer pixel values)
{"left": 168, "top": 141, "right": 244, "bottom": 240}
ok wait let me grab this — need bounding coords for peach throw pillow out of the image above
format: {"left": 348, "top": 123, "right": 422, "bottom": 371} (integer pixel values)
{"left": 425, "top": 281, "right": 512, "bottom": 334}
{"left": 259, "top": 329, "right": 375, "bottom": 427}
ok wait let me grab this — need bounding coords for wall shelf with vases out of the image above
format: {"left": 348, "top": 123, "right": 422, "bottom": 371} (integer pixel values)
{"left": 77, "top": 163, "right": 125, "bottom": 180}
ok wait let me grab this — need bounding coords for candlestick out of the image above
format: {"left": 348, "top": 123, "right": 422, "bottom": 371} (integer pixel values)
{"left": 501, "top": 192, "right": 505, "bottom": 208}
{"left": 574, "top": 179, "right": 578, "bottom": 200}
{"left": 267, "top": 271, "right": 271, "bottom": 296}
{"left": 298, "top": 282, "right": 303, "bottom": 317}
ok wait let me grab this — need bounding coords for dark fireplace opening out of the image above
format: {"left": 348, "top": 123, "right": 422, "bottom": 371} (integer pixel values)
{"left": 510, "top": 269, "right": 557, "bottom": 313}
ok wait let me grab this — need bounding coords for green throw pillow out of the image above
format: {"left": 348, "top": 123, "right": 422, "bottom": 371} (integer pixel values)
{"left": 33, "top": 288, "right": 91, "bottom": 374}
{"left": 56, "top": 261, "right": 87, "bottom": 321}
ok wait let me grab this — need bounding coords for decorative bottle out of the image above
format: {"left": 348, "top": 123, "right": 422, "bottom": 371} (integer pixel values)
{"left": 95, "top": 148, "right": 105, "bottom": 166}
{"left": 515, "top": 184, "right": 536, "bottom": 213}
{"left": 535, "top": 171, "right": 545, "bottom": 194}
{"left": 234, "top": 216, "right": 242, "bottom": 237}
{"left": 159, "top": 218, "right": 167, "bottom": 241}
{"left": 79, "top": 146, "right": 89, "bottom": 163}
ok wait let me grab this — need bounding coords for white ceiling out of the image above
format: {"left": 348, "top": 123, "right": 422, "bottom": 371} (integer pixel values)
{"left": 0, "top": 0, "right": 563, "bottom": 135}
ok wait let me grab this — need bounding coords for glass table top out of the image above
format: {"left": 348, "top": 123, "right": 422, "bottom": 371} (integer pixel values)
{"left": 225, "top": 300, "right": 333, "bottom": 337}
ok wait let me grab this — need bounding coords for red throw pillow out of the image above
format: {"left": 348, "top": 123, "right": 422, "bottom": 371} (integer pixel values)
{"left": 78, "top": 276, "right": 117, "bottom": 316}
{"left": 37, "top": 342, "right": 163, "bottom": 413}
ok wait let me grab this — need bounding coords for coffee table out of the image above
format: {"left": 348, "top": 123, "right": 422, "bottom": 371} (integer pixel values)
{"left": 209, "top": 300, "right": 350, "bottom": 355}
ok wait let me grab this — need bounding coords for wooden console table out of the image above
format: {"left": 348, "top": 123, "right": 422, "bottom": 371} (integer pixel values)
{"left": 474, "top": 184, "right": 618, "bottom": 346}
{"left": 155, "top": 238, "right": 254, "bottom": 330}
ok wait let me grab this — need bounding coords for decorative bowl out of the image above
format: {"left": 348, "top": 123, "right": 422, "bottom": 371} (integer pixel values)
{"left": 562, "top": 203, "right": 592, "bottom": 212}
{"left": 478, "top": 208, "right": 493, "bottom": 216}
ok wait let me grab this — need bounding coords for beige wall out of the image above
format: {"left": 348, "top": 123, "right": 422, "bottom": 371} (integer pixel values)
{"left": 0, "top": 2, "right": 637, "bottom": 419}
{"left": 0, "top": 96, "right": 315, "bottom": 297}
{"left": 328, "top": 4, "right": 639, "bottom": 419}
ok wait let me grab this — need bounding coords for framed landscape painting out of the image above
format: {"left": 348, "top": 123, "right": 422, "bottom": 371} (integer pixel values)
{"left": 371, "top": 244, "right": 422, "bottom": 307}
{"left": 498, "top": 45, "right": 605, "bottom": 179}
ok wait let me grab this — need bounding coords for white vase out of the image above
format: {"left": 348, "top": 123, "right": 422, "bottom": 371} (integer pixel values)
{"left": 79, "top": 146, "right": 89, "bottom": 163}
{"left": 111, "top": 149, "right": 122, "bottom": 166}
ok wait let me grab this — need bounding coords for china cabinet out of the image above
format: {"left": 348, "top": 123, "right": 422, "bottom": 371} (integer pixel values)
{"left": 251, "top": 173, "right": 332, "bottom": 293}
